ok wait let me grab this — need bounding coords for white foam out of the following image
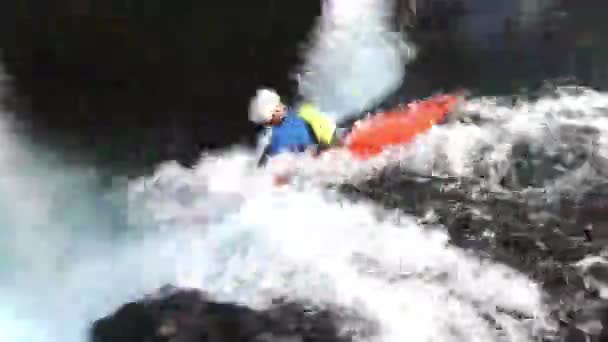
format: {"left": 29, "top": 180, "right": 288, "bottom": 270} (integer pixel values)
{"left": 296, "top": 0, "right": 416, "bottom": 120}
{"left": 125, "top": 150, "right": 553, "bottom": 342}
{"left": 0, "top": 121, "right": 555, "bottom": 342}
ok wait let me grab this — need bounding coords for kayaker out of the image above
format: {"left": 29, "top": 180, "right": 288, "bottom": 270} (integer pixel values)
{"left": 248, "top": 88, "right": 346, "bottom": 167}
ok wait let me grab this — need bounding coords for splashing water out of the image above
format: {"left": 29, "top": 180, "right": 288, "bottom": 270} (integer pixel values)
{"left": 397, "top": 87, "right": 608, "bottom": 198}
{"left": 128, "top": 150, "right": 554, "bottom": 342}
{"left": 296, "top": 0, "right": 416, "bottom": 120}
{"left": 0, "top": 92, "right": 560, "bottom": 342}
{"left": 0, "top": 120, "right": 554, "bottom": 342}
{"left": 0, "top": 75, "right": 134, "bottom": 340}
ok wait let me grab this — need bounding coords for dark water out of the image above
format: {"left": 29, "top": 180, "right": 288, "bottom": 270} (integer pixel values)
{"left": 1, "top": 1, "right": 323, "bottom": 177}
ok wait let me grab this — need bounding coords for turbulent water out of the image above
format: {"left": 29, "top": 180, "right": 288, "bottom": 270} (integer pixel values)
{"left": 295, "top": 0, "right": 416, "bottom": 120}
{"left": 3, "top": 78, "right": 608, "bottom": 341}
{"left": 3, "top": 0, "right": 608, "bottom": 340}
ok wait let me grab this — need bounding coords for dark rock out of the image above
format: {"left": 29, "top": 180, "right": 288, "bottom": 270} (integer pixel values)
{"left": 91, "top": 302, "right": 157, "bottom": 342}
{"left": 90, "top": 286, "right": 376, "bottom": 342}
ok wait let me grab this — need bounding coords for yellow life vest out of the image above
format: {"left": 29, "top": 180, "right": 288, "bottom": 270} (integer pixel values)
{"left": 297, "top": 103, "right": 337, "bottom": 146}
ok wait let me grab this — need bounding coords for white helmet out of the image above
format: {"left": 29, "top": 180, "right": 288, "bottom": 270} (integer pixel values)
{"left": 248, "top": 88, "right": 281, "bottom": 124}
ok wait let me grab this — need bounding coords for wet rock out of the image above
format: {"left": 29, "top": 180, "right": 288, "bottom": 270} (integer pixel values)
{"left": 91, "top": 286, "right": 376, "bottom": 342}
{"left": 91, "top": 302, "right": 156, "bottom": 342}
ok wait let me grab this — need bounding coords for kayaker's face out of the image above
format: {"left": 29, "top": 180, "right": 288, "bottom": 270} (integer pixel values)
{"left": 268, "top": 103, "right": 286, "bottom": 126}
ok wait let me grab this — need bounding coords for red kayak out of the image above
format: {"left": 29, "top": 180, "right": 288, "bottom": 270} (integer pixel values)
{"left": 344, "top": 93, "right": 460, "bottom": 160}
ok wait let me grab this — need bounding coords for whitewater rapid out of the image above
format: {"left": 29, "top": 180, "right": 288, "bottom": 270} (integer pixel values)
{"left": 5, "top": 75, "right": 608, "bottom": 342}
{"left": 127, "top": 150, "right": 555, "bottom": 342}
{"left": 3, "top": 0, "right": 608, "bottom": 340}
{"left": 8, "top": 86, "right": 608, "bottom": 341}
{"left": 125, "top": 86, "right": 608, "bottom": 342}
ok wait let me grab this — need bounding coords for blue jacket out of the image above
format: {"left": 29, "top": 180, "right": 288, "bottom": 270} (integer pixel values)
{"left": 257, "top": 108, "right": 318, "bottom": 166}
